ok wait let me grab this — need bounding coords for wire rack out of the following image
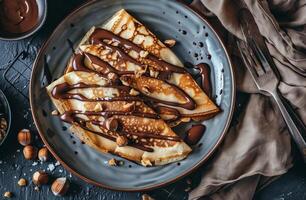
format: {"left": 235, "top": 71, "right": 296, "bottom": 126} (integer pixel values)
{"left": 3, "top": 36, "right": 42, "bottom": 100}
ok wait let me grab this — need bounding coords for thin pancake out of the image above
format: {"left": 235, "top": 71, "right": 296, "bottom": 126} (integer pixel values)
{"left": 46, "top": 71, "right": 192, "bottom": 166}
{"left": 72, "top": 9, "right": 219, "bottom": 124}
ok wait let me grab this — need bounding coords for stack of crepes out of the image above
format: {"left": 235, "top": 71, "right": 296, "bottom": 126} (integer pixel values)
{"left": 46, "top": 9, "right": 219, "bottom": 166}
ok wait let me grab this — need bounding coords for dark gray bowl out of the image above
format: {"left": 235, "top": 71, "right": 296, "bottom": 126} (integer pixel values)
{"left": 0, "top": 0, "right": 47, "bottom": 41}
{"left": 0, "top": 89, "right": 11, "bottom": 147}
{"left": 30, "top": 0, "right": 235, "bottom": 191}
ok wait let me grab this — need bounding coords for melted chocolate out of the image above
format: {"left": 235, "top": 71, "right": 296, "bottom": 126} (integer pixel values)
{"left": 0, "top": 0, "right": 38, "bottom": 34}
{"left": 196, "top": 63, "right": 212, "bottom": 98}
{"left": 61, "top": 110, "right": 159, "bottom": 121}
{"left": 52, "top": 28, "right": 209, "bottom": 152}
{"left": 60, "top": 110, "right": 180, "bottom": 152}
{"left": 51, "top": 82, "right": 142, "bottom": 102}
{"left": 185, "top": 124, "right": 206, "bottom": 145}
{"left": 90, "top": 28, "right": 186, "bottom": 74}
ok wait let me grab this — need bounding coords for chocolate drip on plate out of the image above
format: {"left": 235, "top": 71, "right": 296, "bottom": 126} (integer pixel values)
{"left": 195, "top": 63, "right": 212, "bottom": 98}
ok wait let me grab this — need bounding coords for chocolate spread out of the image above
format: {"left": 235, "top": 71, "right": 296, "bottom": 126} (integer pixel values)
{"left": 0, "top": 0, "right": 38, "bottom": 34}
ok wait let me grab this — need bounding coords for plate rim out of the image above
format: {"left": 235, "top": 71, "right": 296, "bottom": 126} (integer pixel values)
{"left": 30, "top": 0, "right": 236, "bottom": 191}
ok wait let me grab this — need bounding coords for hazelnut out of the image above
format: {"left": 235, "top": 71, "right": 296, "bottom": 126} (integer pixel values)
{"left": 38, "top": 147, "right": 49, "bottom": 162}
{"left": 3, "top": 191, "right": 12, "bottom": 198}
{"left": 129, "top": 88, "right": 140, "bottom": 96}
{"left": 164, "top": 39, "right": 176, "bottom": 47}
{"left": 105, "top": 118, "right": 118, "bottom": 131}
{"left": 51, "top": 177, "right": 70, "bottom": 196}
{"left": 18, "top": 129, "right": 32, "bottom": 146}
{"left": 23, "top": 145, "right": 37, "bottom": 160}
{"left": 32, "top": 171, "right": 49, "bottom": 185}
{"left": 142, "top": 194, "right": 155, "bottom": 200}
{"left": 108, "top": 158, "right": 117, "bottom": 166}
{"left": 107, "top": 72, "right": 118, "bottom": 81}
{"left": 116, "top": 135, "right": 128, "bottom": 147}
{"left": 17, "top": 178, "right": 27, "bottom": 187}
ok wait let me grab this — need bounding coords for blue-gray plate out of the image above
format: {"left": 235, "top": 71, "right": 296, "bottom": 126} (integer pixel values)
{"left": 30, "top": 0, "right": 235, "bottom": 191}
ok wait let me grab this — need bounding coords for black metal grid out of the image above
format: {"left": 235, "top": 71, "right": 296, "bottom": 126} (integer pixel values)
{"left": 3, "top": 36, "right": 40, "bottom": 99}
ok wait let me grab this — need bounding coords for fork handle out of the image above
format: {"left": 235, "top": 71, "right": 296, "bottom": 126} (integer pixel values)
{"left": 271, "top": 89, "right": 306, "bottom": 162}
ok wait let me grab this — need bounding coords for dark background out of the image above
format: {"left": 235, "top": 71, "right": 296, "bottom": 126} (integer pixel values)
{"left": 0, "top": 0, "right": 306, "bottom": 199}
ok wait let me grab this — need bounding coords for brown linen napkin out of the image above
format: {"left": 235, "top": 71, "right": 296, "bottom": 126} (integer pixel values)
{"left": 189, "top": 0, "right": 306, "bottom": 199}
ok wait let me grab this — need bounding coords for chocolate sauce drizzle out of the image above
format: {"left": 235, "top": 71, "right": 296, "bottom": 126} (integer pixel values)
{"left": 60, "top": 110, "right": 180, "bottom": 152}
{"left": 51, "top": 82, "right": 142, "bottom": 102}
{"left": 90, "top": 28, "right": 187, "bottom": 74}
{"left": 51, "top": 28, "right": 214, "bottom": 152}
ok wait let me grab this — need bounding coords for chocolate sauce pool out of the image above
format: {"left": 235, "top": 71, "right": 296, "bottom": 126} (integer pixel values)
{"left": 0, "top": 0, "right": 38, "bottom": 34}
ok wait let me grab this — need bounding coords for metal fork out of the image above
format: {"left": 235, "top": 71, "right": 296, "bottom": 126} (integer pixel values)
{"left": 238, "top": 37, "right": 306, "bottom": 162}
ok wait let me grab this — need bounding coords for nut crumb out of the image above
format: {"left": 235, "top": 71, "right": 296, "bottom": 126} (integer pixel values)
{"left": 164, "top": 39, "right": 176, "bottom": 47}
{"left": 139, "top": 50, "right": 149, "bottom": 58}
{"left": 3, "top": 191, "right": 12, "bottom": 198}
{"left": 51, "top": 110, "right": 59, "bottom": 116}
{"left": 129, "top": 88, "right": 140, "bottom": 96}
{"left": 18, "top": 178, "right": 27, "bottom": 187}
{"left": 142, "top": 194, "right": 154, "bottom": 200}
{"left": 108, "top": 158, "right": 117, "bottom": 166}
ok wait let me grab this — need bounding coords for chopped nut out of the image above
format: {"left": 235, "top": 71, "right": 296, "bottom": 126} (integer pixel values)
{"left": 141, "top": 159, "right": 152, "bottom": 167}
{"left": 116, "top": 135, "right": 128, "bottom": 147}
{"left": 51, "top": 110, "right": 59, "bottom": 116}
{"left": 3, "top": 191, "right": 12, "bottom": 198}
{"left": 129, "top": 88, "right": 140, "bottom": 96}
{"left": 164, "top": 39, "right": 176, "bottom": 47}
{"left": 23, "top": 145, "right": 37, "bottom": 160}
{"left": 18, "top": 129, "right": 32, "bottom": 146}
{"left": 108, "top": 158, "right": 118, "bottom": 166}
{"left": 139, "top": 50, "right": 149, "bottom": 58}
{"left": 18, "top": 178, "right": 27, "bottom": 187}
{"left": 105, "top": 118, "right": 118, "bottom": 131}
{"left": 142, "top": 194, "right": 155, "bottom": 200}
{"left": 94, "top": 103, "right": 103, "bottom": 112}
{"left": 149, "top": 69, "right": 159, "bottom": 78}
{"left": 51, "top": 177, "right": 70, "bottom": 196}
{"left": 38, "top": 147, "right": 49, "bottom": 162}
{"left": 107, "top": 72, "right": 118, "bottom": 81}
{"left": 32, "top": 171, "right": 49, "bottom": 185}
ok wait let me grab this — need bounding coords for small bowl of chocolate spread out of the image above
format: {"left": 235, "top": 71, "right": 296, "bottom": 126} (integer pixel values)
{"left": 0, "top": 0, "right": 47, "bottom": 40}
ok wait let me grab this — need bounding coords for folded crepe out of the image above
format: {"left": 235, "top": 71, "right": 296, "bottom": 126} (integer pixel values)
{"left": 67, "top": 9, "right": 219, "bottom": 125}
{"left": 46, "top": 71, "right": 192, "bottom": 166}
{"left": 47, "top": 9, "right": 219, "bottom": 166}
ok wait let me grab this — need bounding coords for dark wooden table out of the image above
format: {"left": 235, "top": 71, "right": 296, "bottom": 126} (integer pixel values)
{"left": 0, "top": 1, "right": 306, "bottom": 199}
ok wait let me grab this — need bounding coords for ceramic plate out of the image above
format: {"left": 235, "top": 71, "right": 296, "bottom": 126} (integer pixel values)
{"left": 30, "top": 0, "right": 235, "bottom": 191}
